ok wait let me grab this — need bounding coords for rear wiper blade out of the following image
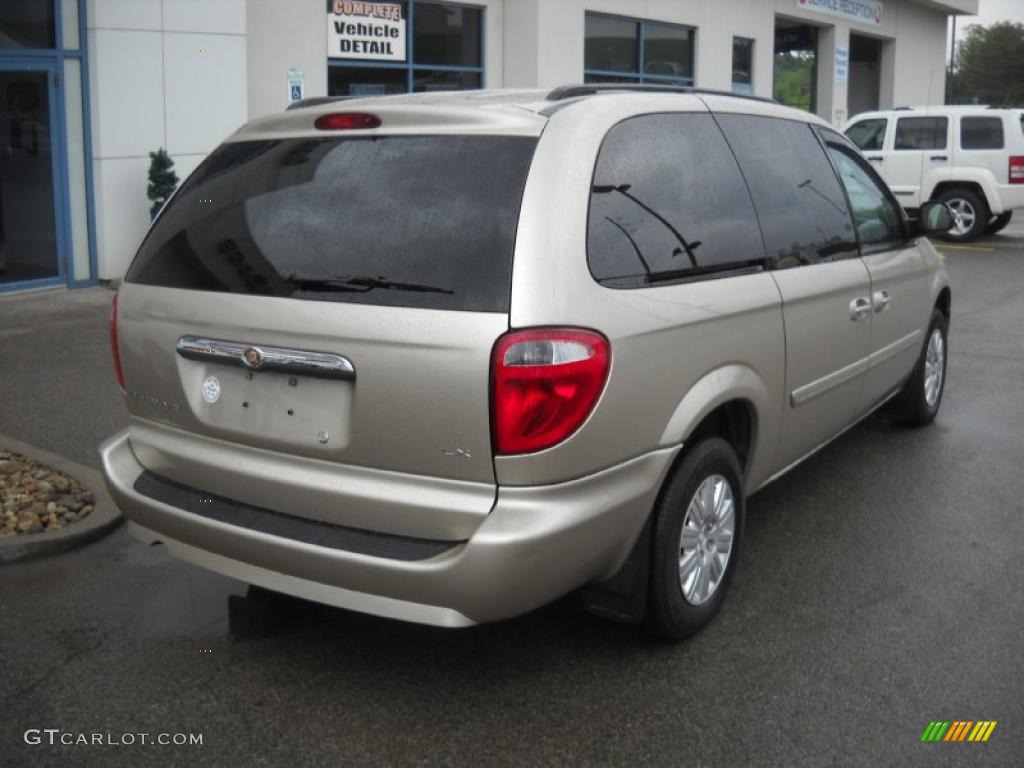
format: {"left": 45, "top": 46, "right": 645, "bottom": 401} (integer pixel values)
{"left": 287, "top": 274, "right": 454, "bottom": 295}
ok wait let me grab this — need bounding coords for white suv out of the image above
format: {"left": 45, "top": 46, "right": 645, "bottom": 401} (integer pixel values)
{"left": 844, "top": 106, "right": 1024, "bottom": 242}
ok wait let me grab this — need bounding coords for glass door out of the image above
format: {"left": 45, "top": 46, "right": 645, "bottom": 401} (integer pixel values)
{"left": 0, "top": 58, "right": 61, "bottom": 288}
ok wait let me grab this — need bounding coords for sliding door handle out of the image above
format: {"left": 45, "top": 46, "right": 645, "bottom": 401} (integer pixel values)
{"left": 849, "top": 297, "right": 872, "bottom": 321}
{"left": 873, "top": 289, "right": 891, "bottom": 312}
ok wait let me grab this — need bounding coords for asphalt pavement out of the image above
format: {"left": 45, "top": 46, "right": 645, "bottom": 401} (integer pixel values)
{"left": 1, "top": 228, "right": 1022, "bottom": 766}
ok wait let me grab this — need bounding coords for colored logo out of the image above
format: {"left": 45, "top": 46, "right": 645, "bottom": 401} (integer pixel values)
{"left": 921, "top": 721, "right": 997, "bottom": 742}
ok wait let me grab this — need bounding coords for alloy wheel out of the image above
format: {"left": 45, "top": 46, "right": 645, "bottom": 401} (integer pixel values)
{"left": 924, "top": 328, "right": 945, "bottom": 408}
{"left": 678, "top": 474, "right": 736, "bottom": 605}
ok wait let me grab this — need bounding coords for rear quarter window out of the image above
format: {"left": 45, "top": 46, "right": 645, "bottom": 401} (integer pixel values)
{"left": 126, "top": 135, "right": 538, "bottom": 312}
{"left": 961, "top": 117, "right": 1004, "bottom": 150}
{"left": 587, "top": 112, "right": 765, "bottom": 287}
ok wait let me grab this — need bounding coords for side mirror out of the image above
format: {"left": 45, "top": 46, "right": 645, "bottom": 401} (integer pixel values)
{"left": 916, "top": 201, "right": 954, "bottom": 236}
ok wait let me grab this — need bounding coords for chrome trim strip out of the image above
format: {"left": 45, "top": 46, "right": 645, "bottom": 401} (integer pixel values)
{"left": 790, "top": 330, "right": 922, "bottom": 408}
{"left": 791, "top": 356, "right": 870, "bottom": 407}
{"left": 867, "top": 329, "right": 922, "bottom": 369}
{"left": 176, "top": 336, "right": 355, "bottom": 381}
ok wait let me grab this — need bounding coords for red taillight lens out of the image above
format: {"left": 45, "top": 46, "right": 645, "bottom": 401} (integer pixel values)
{"left": 491, "top": 328, "right": 610, "bottom": 455}
{"left": 314, "top": 112, "right": 382, "bottom": 131}
{"left": 110, "top": 292, "right": 126, "bottom": 393}
{"left": 1010, "top": 156, "right": 1024, "bottom": 185}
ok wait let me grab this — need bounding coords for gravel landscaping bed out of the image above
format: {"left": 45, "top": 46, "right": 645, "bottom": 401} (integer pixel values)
{"left": 1, "top": 448, "right": 94, "bottom": 536}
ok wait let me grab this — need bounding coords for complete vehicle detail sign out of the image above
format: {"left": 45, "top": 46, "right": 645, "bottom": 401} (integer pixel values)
{"left": 327, "top": 1, "right": 406, "bottom": 61}
{"left": 796, "top": 0, "right": 883, "bottom": 27}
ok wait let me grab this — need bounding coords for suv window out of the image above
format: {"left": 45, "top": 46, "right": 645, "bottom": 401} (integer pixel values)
{"left": 126, "top": 136, "right": 538, "bottom": 312}
{"left": 894, "top": 117, "right": 948, "bottom": 150}
{"left": 587, "top": 113, "right": 765, "bottom": 287}
{"left": 716, "top": 114, "right": 857, "bottom": 268}
{"left": 826, "top": 144, "right": 906, "bottom": 247}
{"left": 845, "top": 118, "right": 887, "bottom": 151}
{"left": 961, "top": 116, "right": 1004, "bottom": 150}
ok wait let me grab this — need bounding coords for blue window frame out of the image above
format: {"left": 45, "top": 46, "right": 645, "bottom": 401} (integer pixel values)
{"left": 584, "top": 12, "right": 695, "bottom": 86}
{"left": 0, "top": 0, "right": 97, "bottom": 293}
{"left": 327, "top": 0, "right": 484, "bottom": 97}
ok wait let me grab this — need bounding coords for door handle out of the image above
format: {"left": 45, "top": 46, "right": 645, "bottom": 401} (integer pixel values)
{"left": 930, "top": 155, "right": 948, "bottom": 161}
{"left": 873, "top": 289, "right": 891, "bottom": 312}
{"left": 849, "top": 297, "right": 872, "bottom": 321}
{"left": 868, "top": 156, "right": 884, "bottom": 163}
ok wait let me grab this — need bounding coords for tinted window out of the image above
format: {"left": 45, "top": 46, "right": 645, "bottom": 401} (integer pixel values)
{"left": 588, "top": 113, "right": 764, "bottom": 287}
{"left": 412, "top": 3, "right": 481, "bottom": 67}
{"left": 717, "top": 115, "right": 857, "bottom": 268}
{"left": 643, "top": 23, "right": 693, "bottom": 80}
{"left": 827, "top": 146, "right": 905, "bottom": 247}
{"left": 127, "top": 136, "right": 537, "bottom": 312}
{"left": 894, "top": 117, "right": 948, "bottom": 150}
{"left": 961, "top": 117, "right": 1004, "bottom": 150}
{"left": 0, "top": 0, "right": 55, "bottom": 48}
{"left": 732, "top": 37, "right": 754, "bottom": 94}
{"left": 845, "top": 118, "right": 887, "bottom": 151}
{"left": 585, "top": 15, "right": 639, "bottom": 74}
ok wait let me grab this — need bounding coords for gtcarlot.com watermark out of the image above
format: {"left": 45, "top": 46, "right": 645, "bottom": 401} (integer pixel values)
{"left": 24, "top": 729, "right": 202, "bottom": 747}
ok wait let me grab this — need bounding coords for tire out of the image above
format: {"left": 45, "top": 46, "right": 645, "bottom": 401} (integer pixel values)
{"left": 644, "top": 437, "right": 745, "bottom": 640}
{"left": 985, "top": 211, "right": 1012, "bottom": 236}
{"left": 935, "top": 189, "right": 988, "bottom": 243}
{"left": 885, "top": 309, "right": 949, "bottom": 426}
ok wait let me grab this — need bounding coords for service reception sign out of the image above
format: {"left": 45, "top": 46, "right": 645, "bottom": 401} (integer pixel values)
{"left": 327, "top": 1, "right": 406, "bottom": 61}
{"left": 796, "top": 0, "right": 883, "bottom": 27}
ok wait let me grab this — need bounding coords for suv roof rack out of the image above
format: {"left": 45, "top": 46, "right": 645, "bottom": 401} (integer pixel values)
{"left": 546, "top": 83, "right": 779, "bottom": 104}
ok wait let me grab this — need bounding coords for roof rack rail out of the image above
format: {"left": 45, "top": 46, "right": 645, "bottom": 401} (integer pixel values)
{"left": 546, "top": 83, "right": 779, "bottom": 105}
{"left": 286, "top": 95, "right": 360, "bottom": 111}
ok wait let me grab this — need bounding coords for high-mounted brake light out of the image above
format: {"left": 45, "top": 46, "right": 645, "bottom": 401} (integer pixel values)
{"left": 491, "top": 328, "right": 610, "bottom": 455}
{"left": 1010, "top": 156, "right": 1024, "bottom": 185}
{"left": 110, "top": 292, "right": 126, "bottom": 393}
{"left": 314, "top": 112, "right": 382, "bottom": 131}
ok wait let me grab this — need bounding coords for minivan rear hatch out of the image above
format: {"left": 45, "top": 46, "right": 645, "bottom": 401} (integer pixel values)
{"left": 117, "top": 124, "right": 539, "bottom": 514}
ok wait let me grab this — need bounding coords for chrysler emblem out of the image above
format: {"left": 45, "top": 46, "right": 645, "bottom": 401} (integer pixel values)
{"left": 244, "top": 347, "right": 264, "bottom": 368}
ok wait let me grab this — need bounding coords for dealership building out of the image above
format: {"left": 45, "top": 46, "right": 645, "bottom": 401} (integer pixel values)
{"left": 0, "top": 0, "right": 977, "bottom": 293}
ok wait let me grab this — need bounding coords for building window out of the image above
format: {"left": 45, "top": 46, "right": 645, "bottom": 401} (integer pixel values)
{"left": 584, "top": 13, "right": 694, "bottom": 85}
{"left": 327, "top": 0, "right": 483, "bottom": 97}
{"left": 0, "top": 0, "right": 56, "bottom": 49}
{"left": 732, "top": 37, "right": 753, "bottom": 95}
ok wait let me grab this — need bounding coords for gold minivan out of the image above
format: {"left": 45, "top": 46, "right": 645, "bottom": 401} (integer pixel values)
{"left": 101, "top": 86, "right": 953, "bottom": 639}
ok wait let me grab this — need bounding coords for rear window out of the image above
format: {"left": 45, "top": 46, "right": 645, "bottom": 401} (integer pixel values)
{"left": 961, "top": 117, "right": 1004, "bottom": 150}
{"left": 126, "top": 136, "right": 538, "bottom": 312}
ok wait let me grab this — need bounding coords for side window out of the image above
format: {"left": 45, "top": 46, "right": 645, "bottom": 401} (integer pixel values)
{"left": 961, "top": 117, "right": 1004, "bottom": 150}
{"left": 715, "top": 114, "right": 858, "bottom": 268}
{"left": 845, "top": 118, "right": 888, "bottom": 151}
{"left": 587, "top": 113, "right": 765, "bottom": 287}
{"left": 827, "top": 145, "right": 906, "bottom": 247}
{"left": 894, "top": 117, "right": 948, "bottom": 150}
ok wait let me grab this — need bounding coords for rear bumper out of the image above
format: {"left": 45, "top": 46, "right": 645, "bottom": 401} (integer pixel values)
{"left": 100, "top": 430, "right": 677, "bottom": 626}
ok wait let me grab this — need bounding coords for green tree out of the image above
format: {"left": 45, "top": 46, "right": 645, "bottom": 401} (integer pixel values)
{"left": 147, "top": 148, "right": 179, "bottom": 218}
{"left": 951, "top": 22, "right": 1024, "bottom": 106}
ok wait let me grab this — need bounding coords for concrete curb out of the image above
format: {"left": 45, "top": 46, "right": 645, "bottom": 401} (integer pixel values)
{"left": 0, "top": 434, "right": 122, "bottom": 564}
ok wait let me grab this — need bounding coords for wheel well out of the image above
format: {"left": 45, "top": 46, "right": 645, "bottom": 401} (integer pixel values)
{"left": 931, "top": 182, "right": 990, "bottom": 213}
{"left": 936, "top": 287, "right": 951, "bottom": 320}
{"left": 687, "top": 400, "right": 753, "bottom": 475}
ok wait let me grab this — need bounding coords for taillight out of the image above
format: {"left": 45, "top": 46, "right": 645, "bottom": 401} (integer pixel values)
{"left": 314, "top": 112, "right": 381, "bottom": 131}
{"left": 1010, "top": 156, "right": 1024, "bottom": 185}
{"left": 491, "top": 328, "right": 610, "bottom": 455}
{"left": 110, "top": 292, "right": 126, "bottom": 393}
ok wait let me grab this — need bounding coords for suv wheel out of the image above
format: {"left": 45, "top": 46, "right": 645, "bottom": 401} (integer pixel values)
{"left": 885, "top": 309, "right": 949, "bottom": 426}
{"left": 986, "top": 211, "right": 1012, "bottom": 236}
{"left": 645, "top": 437, "right": 745, "bottom": 640}
{"left": 936, "top": 189, "right": 988, "bottom": 243}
